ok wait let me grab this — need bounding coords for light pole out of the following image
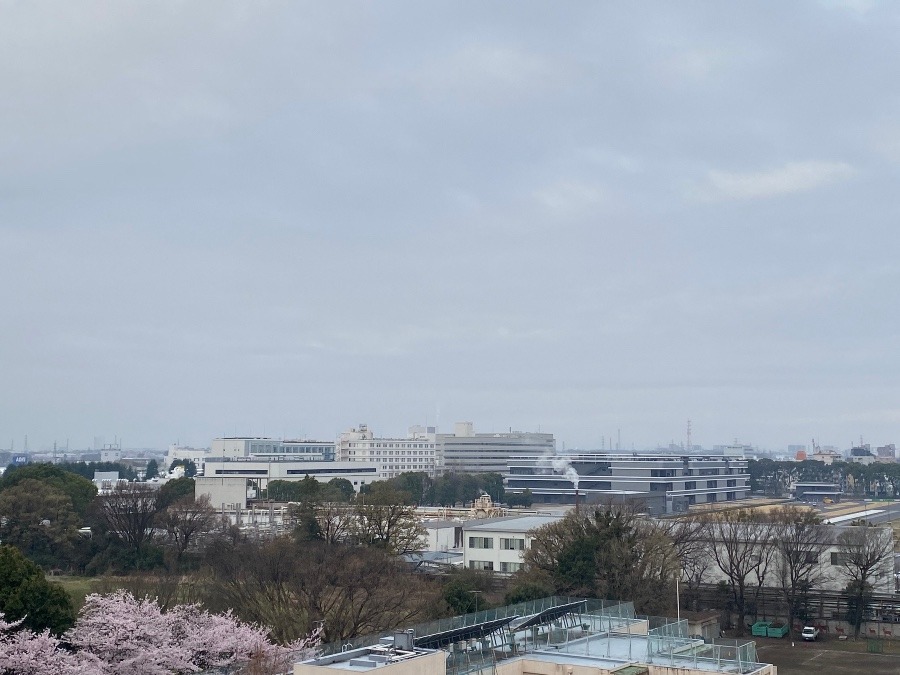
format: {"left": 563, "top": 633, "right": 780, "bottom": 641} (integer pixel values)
{"left": 469, "top": 590, "right": 483, "bottom": 614}
{"left": 675, "top": 571, "right": 681, "bottom": 623}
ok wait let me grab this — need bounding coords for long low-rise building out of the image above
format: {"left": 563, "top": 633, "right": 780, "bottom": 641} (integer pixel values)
{"left": 505, "top": 453, "right": 751, "bottom": 514}
{"left": 693, "top": 522, "right": 896, "bottom": 595}
{"left": 196, "top": 458, "right": 378, "bottom": 509}
{"left": 166, "top": 437, "right": 338, "bottom": 477}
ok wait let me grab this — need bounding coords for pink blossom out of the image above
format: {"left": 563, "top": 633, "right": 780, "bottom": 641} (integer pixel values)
{"left": 1, "top": 591, "right": 322, "bottom": 675}
{"left": 0, "top": 616, "right": 104, "bottom": 675}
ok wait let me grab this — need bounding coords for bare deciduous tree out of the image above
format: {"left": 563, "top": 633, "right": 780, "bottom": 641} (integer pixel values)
{"left": 94, "top": 483, "right": 159, "bottom": 554}
{"left": 769, "top": 506, "right": 832, "bottom": 634}
{"left": 659, "top": 518, "right": 709, "bottom": 611}
{"left": 836, "top": 524, "right": 894, "bottom": 637}
{"left": 353, "top": 488, "right": 425, "bottom": 555}
{"left": 204, "top": 537, "right": 438, "bottom": 644}
{"left": 161, "top": 494, "right": 220, "bottom": 564}
{"left": 315, "top": 501, "right": 355, "bottom": 546}
{"left": 695, "top": 510, "right": 773, "bottom": 635}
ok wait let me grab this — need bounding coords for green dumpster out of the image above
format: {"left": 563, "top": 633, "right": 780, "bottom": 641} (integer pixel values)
{"left": 766, "top": 622, "right": 789, "bottom": 638}
{"left": 751, "top": 621, "right": 771, "bottom": 637}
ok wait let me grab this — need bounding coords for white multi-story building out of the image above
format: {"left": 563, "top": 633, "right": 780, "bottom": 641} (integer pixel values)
{"left": 338, "top": 422, "right": 556, "bottom": 478}
{"left": 167, "top": 438, "right": 337, "bottom": 476}
{"left": 462, "top": 514, "right": 563, "bottom": 574}
{"left": 99, "top": 446, "right": 122, "bottom": 463}
{"left": 165, "top": 445, "right": 211, "bottom": 475}
{"left": 439, "top": 422, "right": 555, "bottom": 474}
{"left": 211, "top": 437, "right": 336, "bottom": 461}
{"left": 338, "top": 424, "right": 441, "bottom": 478}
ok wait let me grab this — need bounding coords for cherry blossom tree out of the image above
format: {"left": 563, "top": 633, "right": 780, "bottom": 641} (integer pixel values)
{"left": 0, "top": 615, "right": 104, "bottom": 675}
{"left": 0, "top": 591, "right": 322, "bottom": 675}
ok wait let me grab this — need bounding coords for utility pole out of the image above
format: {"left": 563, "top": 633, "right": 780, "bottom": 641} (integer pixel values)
{"left": 469, "top": 590, "right": 483, "bottom": 614}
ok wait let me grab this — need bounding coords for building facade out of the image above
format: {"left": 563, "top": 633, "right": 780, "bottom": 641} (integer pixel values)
{"left": 338, "top": 424, "right": 441, "bottom": 478}
{"left": 211, "top": 437, "right": 336, "bottom": 462}
{"left": 196, "top": 458, "right": 379, "bottom": 509}
{"left": 505, "top": 454, "right": 751, "bottom": 514}
{"left": 167, "top": 438, "right": 338, "bottom": 477}
{"left": 462, "top": 514, "right": 563, "bottom": 574}
{"left": 439, "top": 422, "right": 555, "bottom": 474}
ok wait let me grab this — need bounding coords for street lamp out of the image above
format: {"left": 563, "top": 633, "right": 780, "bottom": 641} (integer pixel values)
{"left": 469, "top": 590, "right": 483, "bottom": 614}
{"left": 675, "top": 569, "right": 681, "bottom": 623}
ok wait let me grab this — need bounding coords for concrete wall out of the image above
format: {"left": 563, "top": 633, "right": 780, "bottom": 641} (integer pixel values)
{"left": 294, "top": 650, "right": 445, "bottom": 675}
{"left": 195, "top": 476, "right": 248, "bottom": 509}
{"left": 496, "top": 658, "right": 776, "bottom": 675}
{"left": 424, "top": 522, "right": 460, "bottom": 551}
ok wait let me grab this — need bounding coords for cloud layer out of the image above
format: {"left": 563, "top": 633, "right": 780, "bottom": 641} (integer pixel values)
{"left": 1, "top": 2, "right": 899, "bottom": 452}
{"left": 701, "top": 161, "right": 856, "bottom": 200}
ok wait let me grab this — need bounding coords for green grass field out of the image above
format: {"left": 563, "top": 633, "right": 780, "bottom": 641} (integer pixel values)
{"left": 48, "top": 575, "right": 103, "bottom": 610}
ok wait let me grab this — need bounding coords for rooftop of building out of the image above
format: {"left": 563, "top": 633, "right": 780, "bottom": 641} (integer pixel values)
{"left": 507, "top": 453, "right": 748, "bottom": 463}
{"left": 462, "top": 514, "right": 563, "bottom": 532}
{"left": 299, "top": 596, "right": 774, "bottom": 675}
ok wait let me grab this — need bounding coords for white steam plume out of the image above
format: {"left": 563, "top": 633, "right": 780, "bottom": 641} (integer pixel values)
{"left": 550, "top": 455, "right": 579, "bottom": 491}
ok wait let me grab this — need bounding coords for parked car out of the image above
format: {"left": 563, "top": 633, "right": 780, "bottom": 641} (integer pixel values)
{"left": 801, "top": 626, "right": 820, "bottom": 641}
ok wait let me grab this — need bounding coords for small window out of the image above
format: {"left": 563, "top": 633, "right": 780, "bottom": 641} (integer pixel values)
{"left": 469, "top": 560, "right": 494, "bottom": 571}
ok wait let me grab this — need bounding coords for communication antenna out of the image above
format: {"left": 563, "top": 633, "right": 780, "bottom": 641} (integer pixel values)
{"left": 686, "top": 420, "right": 692, "bottom": 453}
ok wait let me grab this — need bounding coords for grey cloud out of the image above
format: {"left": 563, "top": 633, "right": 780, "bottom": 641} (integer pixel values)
{"left": 3, "top": 1, "right": 900, "bottom": 452}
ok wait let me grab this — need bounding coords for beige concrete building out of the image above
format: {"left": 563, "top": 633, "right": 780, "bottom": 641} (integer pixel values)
{"left": 295, "top": 597, "right": 776, "bottom": 675}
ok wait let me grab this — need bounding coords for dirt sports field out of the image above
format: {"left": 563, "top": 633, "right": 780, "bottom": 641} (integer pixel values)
{"left": 755, "top": 637, "right": 900, "bottom": 675}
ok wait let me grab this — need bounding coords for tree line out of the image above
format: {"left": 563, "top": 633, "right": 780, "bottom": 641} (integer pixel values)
{"left": 0, "top": 462, "right": 483, "bottom": 651}
{"left": 749, "top": 457, "right": 900, "bottom": 498}
{"left": 365, "top": 471, "right": 533, "bottom": 507}
{"left": 507, "top": 503, "right": 894, "bottom": 638}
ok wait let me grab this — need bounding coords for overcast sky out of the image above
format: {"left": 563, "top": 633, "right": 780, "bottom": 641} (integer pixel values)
{"left": 2, "top": 1, "right": 899, "bottom": 453}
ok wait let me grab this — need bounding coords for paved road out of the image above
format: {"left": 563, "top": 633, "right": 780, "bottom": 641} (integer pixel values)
{"left": 813, "top": 500, "right": 900, "bottom": 525}
{"left": 863, "top": 502, "right": 900, "bottom": 525}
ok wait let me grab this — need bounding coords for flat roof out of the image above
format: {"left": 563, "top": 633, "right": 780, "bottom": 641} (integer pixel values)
{"left": 421, "top": 519, "right": 461, "bottom": 529}
{"left": 519, "top": 488, "right": 648, "bottom": 495}
{"left": 300, "top": 644, "right": 438, "bottom": 671}
{"left": 464, "top": 515, "right": 563, "bottom": 532}
{"left": 545, "top": 633, "right": 770, "bottom": 675}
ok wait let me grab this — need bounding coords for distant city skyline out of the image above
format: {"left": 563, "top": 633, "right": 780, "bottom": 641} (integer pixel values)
{"left": 3, "top": 420, "right": 893, "bottom": 456}
{"left": 3, "top": 3, "right": 899, "bottom": 456}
